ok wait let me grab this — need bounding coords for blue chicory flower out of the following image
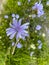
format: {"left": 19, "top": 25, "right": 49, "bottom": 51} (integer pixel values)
{"left": 38, "top": 43, "right": 42, "bottom": 49}
{"left": 15, "top": 14, "right": 19, "bottom": 19}
{"left": 36, "top": 25, "right": 42, "bottom": 30}
{"left": 16, "top": 42, "right": 22, "bottom": 48}
{"left": 12, "top": 14, "right": 19, "bottom": 19}
{"left": 6, "top": 19, "right": 29, "bottom": 40}
{"left": 37, "top": 10, "right": 44, "bottom": 17}
{"left": 32, "top": 2, "right": 44, "bottom": 17}
{"left": 37, "top": 40, "right": 41, "bottom": 44}
{"left": 17, "top": 1, "right": 21, "bottom": 6}
{"left": 12, "top": 14, "right": 15, "bottom": 18}
{"left": 4, "top": 15, "right": 8, "bottom": 19}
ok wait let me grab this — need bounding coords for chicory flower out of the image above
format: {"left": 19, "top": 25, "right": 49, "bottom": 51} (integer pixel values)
{"left": 6, "top": 19, "right": 29, "bottom": 40}
{"left": 32, "top": 2, "right": 44, "bottom": 17}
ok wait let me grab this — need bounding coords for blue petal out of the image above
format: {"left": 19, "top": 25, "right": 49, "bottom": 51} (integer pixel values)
{"left": 12, "top": 14, "right": 15, "bottom": 17}
{"left": 18, "top": 18, "right": 22, "bottom": 25}
{"left": 21, "top": 23, "right": 29, "bottom": 29}
{"left": 16, "top": 43, "right": 22, "bottom": 48}
{"left": 12, "top": 19, "right": 17, "bottom": 27}
{"left": 9, "top": 31, "right": 16, "bottom": 39}
{"left": 16, "top": 32, "right": 22, "bottom": 40}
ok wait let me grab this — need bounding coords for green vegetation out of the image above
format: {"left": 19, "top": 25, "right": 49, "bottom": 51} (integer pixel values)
{"left": 0, "top": 0, "right": 49, "bottom": 65}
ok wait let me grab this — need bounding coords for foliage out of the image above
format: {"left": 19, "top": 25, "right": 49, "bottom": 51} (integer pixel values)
{"left": 0, "top": 0, "right": 49, "bottom": 65}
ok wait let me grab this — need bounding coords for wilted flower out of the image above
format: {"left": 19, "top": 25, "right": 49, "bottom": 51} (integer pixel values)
{"left": 16, "top": 42, "right": 22, "bottom": 48}
{"left": 36, "top": 25, "right": 42, "bottom": 30}
{"left": 32, "top": 2, "right": 44, "bottom": 17}
{"left": 4, "top": 15, "right": 8, "bottom": 18}
{"left": 6, "top": 19, "right": 29, "bottom": 40}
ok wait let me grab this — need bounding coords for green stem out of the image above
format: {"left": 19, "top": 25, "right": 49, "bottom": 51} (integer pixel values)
{"left": 12, "top": 40, "right": 19, "bottom": 55}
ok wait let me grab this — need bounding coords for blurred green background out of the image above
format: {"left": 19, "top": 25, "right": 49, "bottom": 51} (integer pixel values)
{"left": 0, "top": 0, "right": 49, "bottom": 65}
